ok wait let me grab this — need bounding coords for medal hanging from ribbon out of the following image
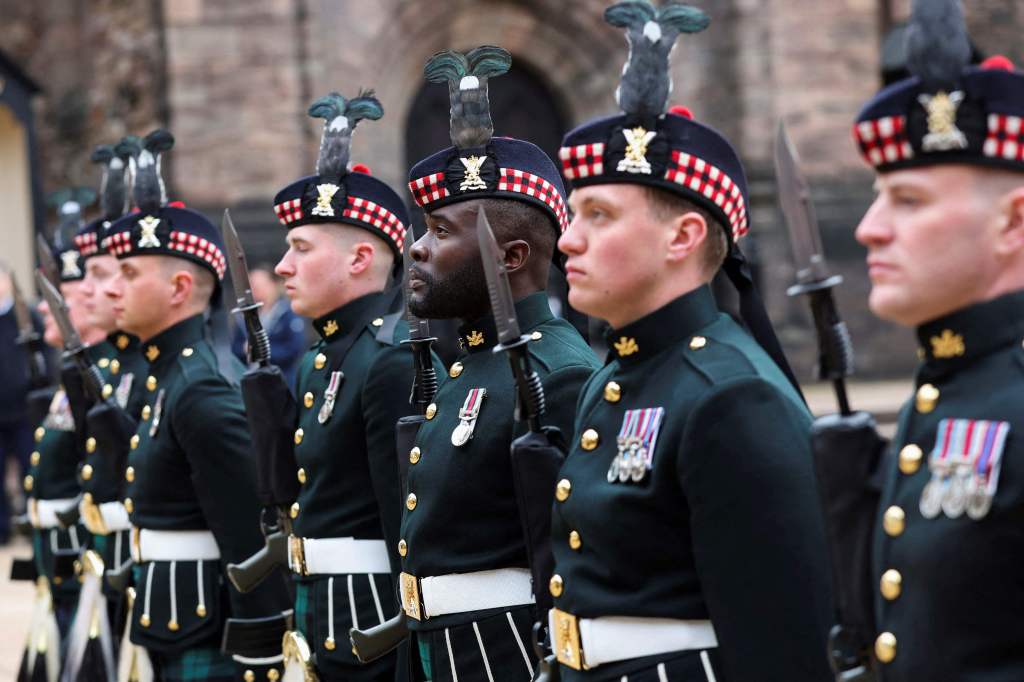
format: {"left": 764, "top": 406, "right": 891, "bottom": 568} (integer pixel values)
{"left": 608, "top": 407, "right": 665, "bottom": 484}
{"left": 45, "top": 389, "right": 75, "bottom": 431}
{"left": 318, "top": 371, "right": 344, "bottom": 425}
{"left": 149, "top": 389, "right": 166, "bottom": 438}
{"left": 115, "top": 373, "right": 134, "bottom": 410}
{"left": 451, "top": 388, "right": 486, "bottom": 447}
{"left": 920, "top": 418, "right": 1010, "bottom": 521}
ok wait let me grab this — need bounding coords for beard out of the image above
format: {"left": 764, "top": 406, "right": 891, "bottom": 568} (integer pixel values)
{"left": 408, "top": 256, "right": 491, "bottom": 321}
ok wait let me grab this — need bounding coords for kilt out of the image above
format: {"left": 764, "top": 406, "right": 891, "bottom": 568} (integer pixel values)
{"left": 413, "top": 606, "right": 537, "bottom": 682}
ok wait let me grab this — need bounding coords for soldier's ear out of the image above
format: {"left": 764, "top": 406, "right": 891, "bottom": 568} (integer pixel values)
{"left": 995, "top": 185, "right": 1024, "bottom": 257}
{"left": 349, "top": 241, "right": 376, "bottom": 277}
{"left": 168, "top": 268, "right": 194, "bottom": 307}
{"left": 664, "top": 210, "right": 707, "bottom": 265}
{"left": 501, "top": 239, "right": 531, "bottom": 273}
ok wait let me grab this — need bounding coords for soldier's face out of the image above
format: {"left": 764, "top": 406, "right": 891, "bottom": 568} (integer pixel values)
{"left": 38, "top": 280, "right": 90, "bottom": 348}
{"left": 276, "top": 225, "right": 353, "bottom": 318}
{"left": 81, "top": 254, "right": 120, "bottom": 333}
{"left": 408, "top": 201, "right": 491, "bottom": 320}
{"left": 856, "top": 166, "right": 1007, "bottom": 326}
{"left": 105, "top": 257, "right": 174, "bottom": 340}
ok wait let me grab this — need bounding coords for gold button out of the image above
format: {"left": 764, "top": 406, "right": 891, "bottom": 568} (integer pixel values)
{"left": 883, "top": 506, "right": 905, "bottom": 537}
{"left": 372, "top": 317, "right": 384, "bottom": 327}
{"left": 314, "top": 353, "right": 327, "bottom": 370}
{"left": 102, "top": 383, "right": 113, "bottom": 399}
{"left": 126, "top": 466, "right": 135, "bottom": 483}
{"left": 549, "top": 574, "right": 563, "bottom": 597}
{"left": 182, "top": 347, "right": 194, "bottom": 357}
{"left": 35, "top": 426, "right": 45, "bottom": 442}
{"left": 23, "top": 475, "right": 33, "bottom": 491}
{"left": 297, "top": 468, "right": 307, "bottom": 484}
{"left": 98, "top": 358, "right": 110, "bottom": 368}
{"left": 449, "top": 362, "right": 464, "bottom": 378}
{"left": 406, "top": 493, "right": 418, "bottom": 511}
{"left": 168, "top": 620, "right": 179, "bottom": 631}
{"left": 81, "top": 464, "right": 93, "bottom": 481}
{"left": 880, "top": 569, "right": 902, "bottom": 601}
{"left": 875, "top": 631, "right": 897, "bottom": 663}
{"left": 294, "top": 428, "right": 304, "bottom": 445}
{"left": 580, "top": 428, "right": 599, "bottom": 451}
{"left": 398, "top": 539, "right": 408, "bottom": 557}
{"left": 131, "top": 434, "right": 140, "bottom": 450}
{"left": 689, "top": 336, "right": 707, "bottom": 350}
{"left": 86, "top": 437, "right": 97, "bottom": 454}
{"left": 555, "top": 479, "right": 572, "bottom": 502}
{"left": 244, "top": 671, "right": 255, "bottom": 682}
{"left": 290, "top": 502, "right": 300, "bottom": 519}
{"left": 124, "top": 498, "right": 134, "bottom": 513}
{"left": 53, "top": 576, "right": 63, "bottom": 585}
{"left": 196, "top": 604, "right": 207, "bottom": 617}
{"left": 409, "top": 447, "right": 421, "bottom": 464}
{"left": 898, "top": 444, "right": 923, "bottom": 475}
{"left": 140, "top": 614, "right": 150, "bottom": 628}
{"left": 142, "top": 405, "right": 152, "bottom": 421}
{"left": 324, "top": 637, "right": 336, "bottom": 651}
{"left": 110, "top": 359, "right": 120, "bottom": 374}
{"left": 915, "top": 383, "right": 939, "bottom": 413}
{"left": 304, "top": 392, "right": 314, "bottom": 409}
{"left": 146, "top": 376, "right": 157, "bottom": 392}
{"left": 531, "top": 331, "right": 543, "bottom": 341}
{"left": 30, "top": 451, "right": 40, "bottom": 466}
{"left": 568, "top": 530, "right": 582, "bottom": 550}
{"left": 425, "top": 403, "right": 437, "bottom": 420}
{"left": 267, "top": 669, "right": 280, "bottom": 682}
{"left": 603, "top": 381, "right": 621, "bottom": 403}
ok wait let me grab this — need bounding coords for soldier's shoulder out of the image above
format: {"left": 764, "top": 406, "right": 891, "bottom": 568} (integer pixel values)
{"left": 370, "top": 311, "right": 405, "bottom": 347}
{"left": 685, "top": 314, "right": 787, "bottom": 388}
{"left": 529, "top": 318, "right": 601, "bottom": 374}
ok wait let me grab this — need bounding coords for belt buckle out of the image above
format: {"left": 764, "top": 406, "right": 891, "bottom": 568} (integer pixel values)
{"left": 28, "top": 498, "right": 40, "bottom": 529}
{"left": 552, "top": 608, "right": 584, "bottom": 671}
{"left": 289, "top": 535, "right": 308, "bottom": 576}
{"left": 81, "top": 497, "right": 107, "bottom": 535}
{"left": 400, "top": 572, "right": 423, "bottom": 621}
{"left": 281, "top": 630, "right": 319, "bottom": 682}
{"left": 131, "top": 526, "right": 142, "bottom": 562}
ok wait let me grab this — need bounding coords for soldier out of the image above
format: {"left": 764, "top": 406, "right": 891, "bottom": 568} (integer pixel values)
{"left": 101, "top": 129, "right": 290, "bottom": 681}
{"left": 545, "top": 2, "right": 832, "bottom": 680}
{"left": 266, "top": 90, "right": 438, "bottom": 680}
{"left": 398, "top": 46, "right": 599, "bottom": 680}
{"left": 840, "top": 1, "right": 1024, "bottom": 678}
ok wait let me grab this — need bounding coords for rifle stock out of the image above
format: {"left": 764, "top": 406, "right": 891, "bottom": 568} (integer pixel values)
{"left": 227, "top": 528, "right": 288, "bottom": 593}
{"left": 349, "top": 612, "right": 408, "bottom": 663}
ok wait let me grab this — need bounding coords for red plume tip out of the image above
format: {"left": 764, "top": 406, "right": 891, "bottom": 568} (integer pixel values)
{"left": 168, "top": 200, "right": 186, "bottom": 208}
{"left": 351, "top": 163, "right": 372, "bottom": 175}
{"left": 981, "top": 55, "right": 1015, "bottom": 72}
{"left": 668, "top": 105, "right": 694, "bottom": 120}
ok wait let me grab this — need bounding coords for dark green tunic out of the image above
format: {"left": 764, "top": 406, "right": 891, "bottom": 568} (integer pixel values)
{"left": 550, "top": 285, "right": 833, "bottom": 681}
{"left": 871, "top": 290, "right": 1024, "bottom": 681}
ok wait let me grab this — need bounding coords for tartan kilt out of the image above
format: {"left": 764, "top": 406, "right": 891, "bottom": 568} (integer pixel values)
{"left": 413, "top": 605, "right": 538, "bottom": 682}
{"left": 557, "top": 647, "right": 725, "bottom": 682}
{"left": 150, "top": 646, "right": 236, "bottom": 682}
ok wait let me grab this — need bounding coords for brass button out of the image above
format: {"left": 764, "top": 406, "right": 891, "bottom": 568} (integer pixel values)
{"left": 294, "top": 428, "right": 304, "bottom": 445}
{"left": 898, "top": 444, "right": 923, "bottom": 475}
{"left": 425, "top": 403, "right": 437, "bottom": 420}
{"left": 324, "top": 637, "right": 336, "bottom": 651}
{"left": 181, "top": 347, "right": 193, "bottom": 357}
{"left": 555, "top": 479, "right": 572, "bottom": 502}
{"left": 110, "top": 359, "right": 120, "bottom": 374}
{"left": 196, "top": 604, "right": 207, "bottom": 618}
{"left": 603, "top": 381, "right": 621, "bottom": 403}
{"left": 689, "top": 336, "right": 707, "bottom": 350}
{"left": 580, "top": 428, "right": 599, "bottom": 451}
{"left": 53, "top": 576, "right": 62, "bottom": 585}
{"left": 304, "top": 392, "right": 314, "bottom": 409}
{"left": 139, "top": 614, "right": 150, "bottom": 628}
{"left": 409, "top": 447, "right": 421, "bottom": 464}
{"left": 168, "top": 620, "right": 179, "bottom": 631}
{"left": 883, "top": 506, "right": 905, "bottom": 537}
{"left": 124, "top": 498, "right": 134, "bottom": 513}
{"left": 398, "top": 539, "right": 408, "bottom": 557}
{"left": 314, "top": 353, "right": 327, "bottom": 370}
{"left": 267, "top": 669, "right": 280, "bottom": 681}
{"left": 146, "top": 376, "right": 157, "bottom": 392}
{"left": 98, "top": 358, "right": 110, "bottom": 368}
{"left": 372, "top": 317, "right": 384, "bottom": 327}
{"left": 102, "top": 383, "right": 113, "bottom": 399}
{"left": 86, "top": 437, "right": 97, "bottom": 454}
{"left": 290, "top": 502, "right": 300, "bottom": 519}
{"left": 549, "top": 574, "right": 564, "bottom": 597}
{"left": 875, "top": 631, "right": 897, "bottom": 663}
{"left": 406, "top": 493, "right": 418, "bottom": 511}
{"left": 23, "top": 475, "right": 33, "bottom": 491}
{"left": 244, "top": 671, "right": 255, "bottom": 682}
{"left": 530, "top": 331, "right": 543, "bottom": 341}
{"left": 568, "top": 530, "right": 582, "bottom": 550}
{"left": 125, "top": 466, "right": 135, "bottom": 483}
{"left": 297, "top": 468, "right": 307, "bottom": 484}
{"left": 30, "top": 451, "right": 40, "bottom": 466}
{"left": 81, "top": 464, "right": 93, "bottom": 481}
{"left": 449, "top": 362, "right": 464, "bottom": 378}
{"left": 915, "top": 383, "right": 939, "bottom": 413}
{"left": 35, "top": 426, "right": 45, "bottom": 442}
{"left": 880, "top": 569, "right": 902, "bottom": 601}
{"left": 142, "top": 405, "right": 152, "bottom": 421}
{"left": 130, "top": 434, "right": 140, "bottom": 450}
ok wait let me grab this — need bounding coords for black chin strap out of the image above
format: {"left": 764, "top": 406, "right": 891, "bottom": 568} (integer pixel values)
{"left": 722, "top": 244, "right": 806, "bottom": 404}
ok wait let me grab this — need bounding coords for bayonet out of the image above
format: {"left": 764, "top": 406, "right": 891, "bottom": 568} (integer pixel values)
{"left": 37, "top": 234, "right": 60, "bottom": 289}
{"left": 774, "top": 122, "right": 853, "bottom": 415}
{"left": 12, "top": 277, "right": 47, "bottom": 387}
{"left": 400, "top": 236, "right": 438, "bottom": 411}
{"left": 221, "top": 209, "right": 271, "bottom": 366}
{"left": 35, "top": 271, "right": 104, "bottom": 401}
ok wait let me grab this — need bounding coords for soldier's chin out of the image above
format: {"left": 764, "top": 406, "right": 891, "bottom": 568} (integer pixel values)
{"left": 868, "top": 286, "right": 920, "bottom": 327}
{"left": 566, "top": 286, "right": 601, "bottom": 321}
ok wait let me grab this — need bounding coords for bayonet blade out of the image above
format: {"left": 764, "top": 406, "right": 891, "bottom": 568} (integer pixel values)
{"left": 402, "top": 236, "right": 431, "bottom": 341}
{"left": 221, "top": 210, "right": 259, "bottom": 313}
{"left": 35, "top": 270, "right": 85, "bottom": 356}
{"left": 774, "top": 123, "right": 831, "bottom": 285}
{"left": 36, "top": 234, "right": 60, "bottom": 289}
{"left": 11, "top": 278, "right": 39, "bottom": 345}
{"left": 477, "top": 207, "right": 521, "bottom": 345}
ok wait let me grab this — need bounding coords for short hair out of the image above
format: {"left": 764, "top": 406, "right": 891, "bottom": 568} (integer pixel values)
{"left": 161, "top": 257, "right": 216, "bottom": 306}
{"left": 482, "top": 198, "right": 557, "bottom": 261}
{"left": 642, "top": 186, "right": 729, "bottom": 275}
{"left": 329, "top": 224, "right": 395, "bottom": 284}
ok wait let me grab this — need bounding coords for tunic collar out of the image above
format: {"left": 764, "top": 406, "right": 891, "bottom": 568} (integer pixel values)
{"left": 108, "top": 330, "right": 138, "bottom": 353}
{"left": 312, "top": 291, "right": 390, "bottom": 342}
{"left": 916, "top": 289, "right": 1024, "bottom": 372}
{"left": 605, "top": 285, "right": 719, "bottom": 364}
{"left": 141, "top": 314, "right": 206, "bottom": 366}
{"left": 456, "top": 292, "right": 554, "bottom": 355}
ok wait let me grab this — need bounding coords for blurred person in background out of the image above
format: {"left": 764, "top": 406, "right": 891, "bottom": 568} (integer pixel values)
{"left": 231, "top": 264, "right": 305, "bottom": 387}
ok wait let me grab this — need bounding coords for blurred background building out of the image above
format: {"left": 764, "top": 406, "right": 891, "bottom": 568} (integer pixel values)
{"left": 1, "top": 0, "right": 1022, "bottom": 379}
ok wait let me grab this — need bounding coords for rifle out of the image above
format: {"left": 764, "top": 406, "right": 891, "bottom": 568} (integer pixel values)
{"left": 775, "top": 123, "right": 883, "bottom": 681}
{"left": 12, "top": 276, "right": 49, "bottom": 390}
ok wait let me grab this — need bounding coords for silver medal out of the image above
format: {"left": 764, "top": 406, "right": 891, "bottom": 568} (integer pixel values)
{"left": 451, "top": 421, "right": 474, "bottom": 447}
{"left": 606, "top": 455, "right": 620, "bottom": 483}
{"left": 966, "top": 485, "right": 994, "bottom": 520}
{"left": 919, "top": 475, "right": 944, "bottom": 519}
{"left": 941, "top": 466, "right": 969, "bottom": 518}
{"left": 630, "top": 446, "right": 647, "bottom": 482}
{"left": 149, "top": 389, "right": 165, "bottom": 437}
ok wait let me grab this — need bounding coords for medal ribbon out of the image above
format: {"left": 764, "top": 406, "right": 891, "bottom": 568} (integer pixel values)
{"left": 325, "top": 371, "right": 343, "bottom": 400}
{"left": 973, "top": 420, "right": 1011, "bottom": 493}
{"left": 459, "top": 388, "right": 486, "bottom": 420}
{"left": 617, "top": 407, "right": 666, "bottom": 471}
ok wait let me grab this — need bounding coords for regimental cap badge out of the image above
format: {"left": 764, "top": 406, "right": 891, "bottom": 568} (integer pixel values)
{"left": 618, "top": 126, "right": 658, "bottom": 175}
{"left": 137, "top": 215, "right": 162, "bottom": 248}
{"left": 47, "top": 186, "right": 97, "bottom": 282}
{"left": 312, "top": 183, "right": 341, "bottom": 218}
{"left": 918, "top": 90, "right": 968, "bottom": 151}
{"left": 60, "top": 251, "right": 82, "bottom": 279}
{"left": 930, "top": 329, "right": 965, "bottom": 359}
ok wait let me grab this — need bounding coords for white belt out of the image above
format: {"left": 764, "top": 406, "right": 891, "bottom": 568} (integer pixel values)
{"left": 29, "top": 498, "right": 78, "bottom": 529}
{"left": 130, "top": 528, "right": 221, "bottom": 562}
{"left": 549, "top": 609, "right": 718, "bottom": 670}
{"left": 400, "top": 567, "right": 535, "bottom": 620}
{"left": 287, "top": 536, "right": 390, "bottom": 576}
{"left": 80, "top": 499, "right": 131, "bottom": 535}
